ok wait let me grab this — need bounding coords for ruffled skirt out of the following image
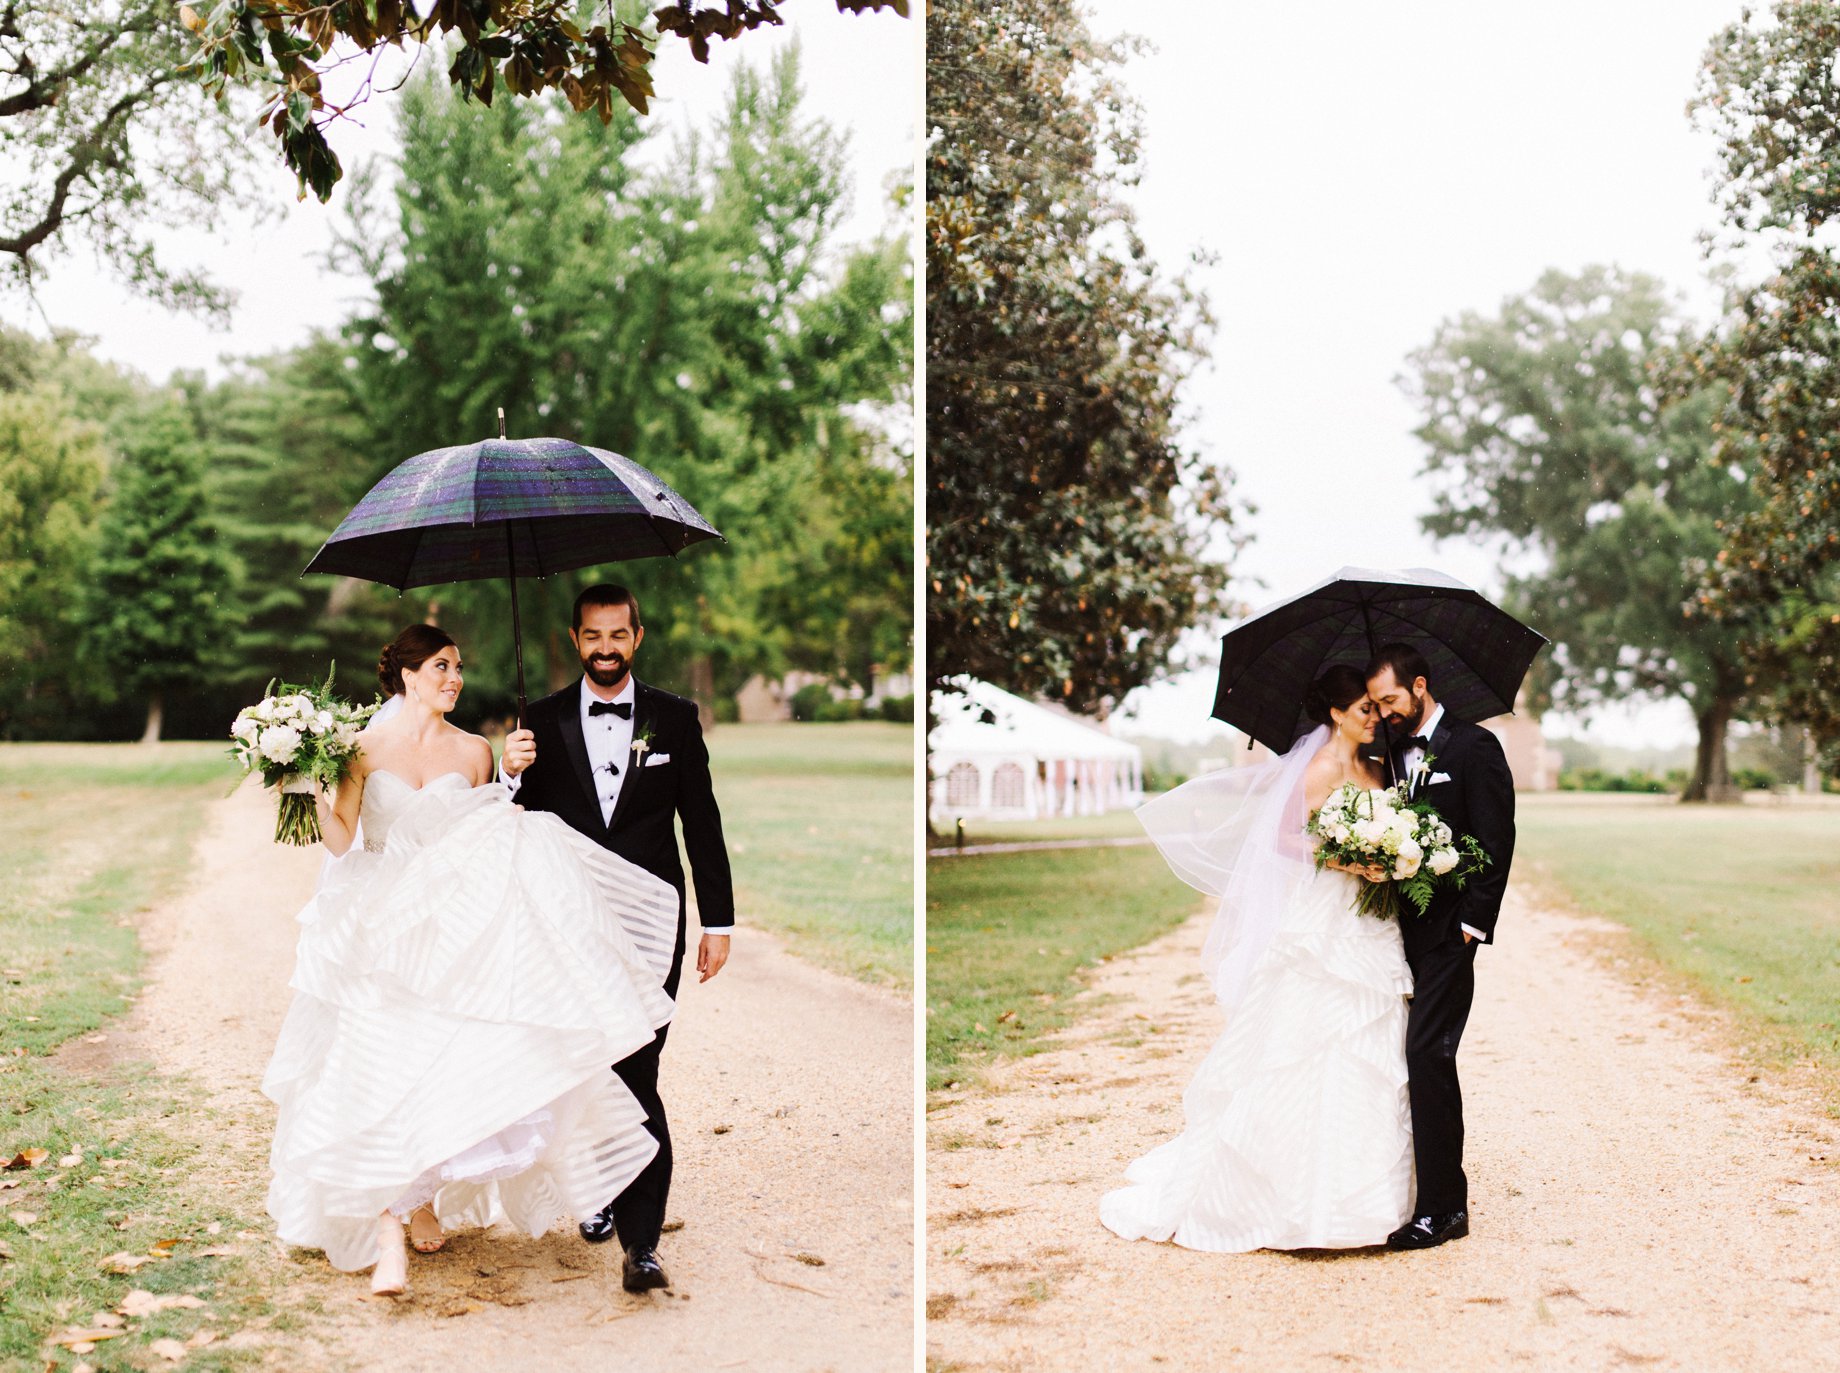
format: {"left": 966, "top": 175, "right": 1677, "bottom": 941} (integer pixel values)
{"left": 1100, "top": 870, "right": 1414, "bottom": 1251}
{"left": 263, "top": 785, "right": 679, "bottom": 1271}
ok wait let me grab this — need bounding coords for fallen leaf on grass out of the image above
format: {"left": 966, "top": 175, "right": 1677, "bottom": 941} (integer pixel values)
{"left": 100, "top": 1251, "right": 156, "bottom": 1273}
{"left": 82, "top": 1034, "right": 106, "bottom": 1044}
{"left": 120, "top": 1290, "right": 206, "bottom": 1317}
{"left": 51, "top": 1329, "right": 126, "bottom": 1348}
{"left": 58, "top": 1153, "right": 82, "bottom": 1167}
{"left": 148, "top": 1337, "right": 188, "bottom": 1362}
{"left": 996, "top": 1010, "right": 1017, "bottom": 1025}
{"left": 186, "top": 1330, "right": 217, "bottom": 1349}
{"left": 90, "top": 1312, "right": 125, "bottom": 1329}
{"left": 194, "top": 1246, "right": 237, "bottom": 1258}
{"left": 0, "top": 1178, "right": 17, "bottom": 1190}
{"left": 9, "top": 1210, "right": 37, "bottom": 1226}
{"left": 3, "top": 1149, "right": 47, "bottom": 1170}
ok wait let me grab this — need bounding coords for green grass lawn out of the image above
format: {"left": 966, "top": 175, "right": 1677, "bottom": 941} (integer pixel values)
{"left": 709, "top": 722, "right": 914, "bottom": 989}
{"left": 930, "top": 806, "right": 1152, "bottom": 848}
{"left": 925, "top": 844, "right": 1201, "bottom": 1091}
{"left": 1517, "top": 793, "right": 1840, "bottom": 1095}
{"left": 0, "top": 742, "right": 292, "bottom": 1368}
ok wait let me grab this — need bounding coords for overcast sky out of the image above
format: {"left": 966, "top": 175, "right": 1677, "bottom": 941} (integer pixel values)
{"left": 1093, "top": 1, "right": 1752, "bottom": 746}
{"left": 8, "top": 7, "right": 915, "bottom": 381}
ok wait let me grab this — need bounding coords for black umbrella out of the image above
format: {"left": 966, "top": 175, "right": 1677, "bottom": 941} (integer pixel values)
{"left": 304, "top": 420, "right": 722, "bottom": 720}
{"left": 1211, "top": 566, "right": 1547, "bottom": 759}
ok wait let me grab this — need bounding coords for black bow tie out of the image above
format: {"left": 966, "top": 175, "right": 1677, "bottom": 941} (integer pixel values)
{"left": 588, "top": 700, "right": 633, "bottom": 719}
{"left": 1400, "top": 734, "right": 1432, "bottom": 749}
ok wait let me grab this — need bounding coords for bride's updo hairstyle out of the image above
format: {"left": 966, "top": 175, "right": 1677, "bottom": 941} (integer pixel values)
{"left": 1302, "top": 664, "right": 1369, "bottom": 727}
{"left": 378, "top": 624, "right": 459, "bottom": 698}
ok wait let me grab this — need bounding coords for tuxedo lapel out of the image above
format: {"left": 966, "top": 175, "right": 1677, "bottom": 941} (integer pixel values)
{"left": 557, "top": 679, "right": 601, "bottom": 817}
{"left": 606, "top": 679, "right": 651, "bottom": 834}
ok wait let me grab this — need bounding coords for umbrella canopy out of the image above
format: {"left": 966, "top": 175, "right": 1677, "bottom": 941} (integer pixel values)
{"left": 303, "top": 433, "right": 721, "bottom": 721}
{"left": 303, "top": 436, "right": 720, "bottom": 590}
{"left": 1211, "top": 566, "right": 1547, "bottom": 755}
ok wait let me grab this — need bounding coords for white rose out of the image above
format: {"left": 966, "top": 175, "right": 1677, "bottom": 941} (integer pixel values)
{"left": 1393, "top": 853, "right": 1422, "bottom": 879}
{"left": 231, "top": 715, "right": 259, "bottom": 743}
{"left": 1353, "top": 819, "right": 1384, "bottom": 846}
{"left": 1429, "top": 847, "right": 1458, "bottom": 875}
{"left": 258, "top": 724, "right": 303, "bottom": 765}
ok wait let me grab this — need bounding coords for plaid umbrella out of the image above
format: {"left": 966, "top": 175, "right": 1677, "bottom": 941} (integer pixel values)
{"left": 1211, "top": 566, "right": 1547, "bottom": 762}
{"left": 304, "top": 430, "right": 721, "bottom": 720}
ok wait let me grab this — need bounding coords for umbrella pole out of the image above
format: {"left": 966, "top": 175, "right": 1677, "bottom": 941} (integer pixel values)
{"left": 1359, "top": 597, "right": 1398, "bottom": 788}
{"left": 506, "top": 521, "right": 528, "bottom": 728}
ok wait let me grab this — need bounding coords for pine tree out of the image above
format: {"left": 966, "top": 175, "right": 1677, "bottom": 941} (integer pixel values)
{"left": 83, "top": 400, "right": 237, "bottom": 742}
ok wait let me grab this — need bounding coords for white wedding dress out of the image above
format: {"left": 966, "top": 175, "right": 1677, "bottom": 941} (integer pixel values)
{"left": 1101, "top": 732, "right": 1415, "bottom": 1252}
{"left": 263, "top": 770, "right": 679, "bottom": 1271}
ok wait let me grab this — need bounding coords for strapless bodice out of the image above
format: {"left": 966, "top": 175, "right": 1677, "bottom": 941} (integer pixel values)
{"left": 359, "top": 770, "right": 471, "bottom": 852}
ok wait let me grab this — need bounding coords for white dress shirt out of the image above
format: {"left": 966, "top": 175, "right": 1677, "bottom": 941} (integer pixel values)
{"left": 1401, "top": 703, "right": 1486, "bottom": 945}
{"left": 580, "top": 675, "right": 636, "bottom": 825}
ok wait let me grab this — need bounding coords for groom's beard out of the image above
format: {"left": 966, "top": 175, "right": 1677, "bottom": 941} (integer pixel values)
{"left": 1388, "top": 692, "right": 1427, "bottom": 737}
{"left": 584, "top": 652, "right": 630, "bottom": 690}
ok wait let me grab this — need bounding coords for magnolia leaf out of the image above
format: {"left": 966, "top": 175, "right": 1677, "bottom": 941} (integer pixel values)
{"left": 3, "top": 1149, "right": 47, "bottom": 1170}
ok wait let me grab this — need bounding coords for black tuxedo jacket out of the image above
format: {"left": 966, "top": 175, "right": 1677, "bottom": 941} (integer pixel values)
{"left": 514, "top": 678, "right": 735, "bottom": 932}
{"left": 1392, "top": 713, "right": 1515, "bottom": 951}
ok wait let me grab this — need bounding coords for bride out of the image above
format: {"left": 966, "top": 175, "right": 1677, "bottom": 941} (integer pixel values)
{"left": 1100, "top": 664, "right": 1414, "bottom": 1251}
{"left": 263, "top": 624, "right": 679, "bottom": 1296}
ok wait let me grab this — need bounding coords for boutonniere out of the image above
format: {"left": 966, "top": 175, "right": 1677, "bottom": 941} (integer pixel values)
{"left": 1411, "top": 750, "right": 1438, "bottom": 790}
{"left": 631, "top": 724, "right": 656, "bottom": 757}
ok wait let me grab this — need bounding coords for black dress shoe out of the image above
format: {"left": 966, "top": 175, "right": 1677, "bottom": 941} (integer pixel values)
{"left": 622, "top": 1245, "right": 670, "bottom": 1293}
{"left": 578, "top": 1205, "right": 618, "bottom": 1245}
{"left": 1386, "top": 1211, "right": 1469, "bottom": 1250}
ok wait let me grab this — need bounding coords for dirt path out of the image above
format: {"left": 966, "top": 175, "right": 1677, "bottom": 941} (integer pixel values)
{"left": 926, "top": 884, "right": 1840, "bottom": 1371}
{"left": 124, "top": 777, "right": 914, "bottom": 1371}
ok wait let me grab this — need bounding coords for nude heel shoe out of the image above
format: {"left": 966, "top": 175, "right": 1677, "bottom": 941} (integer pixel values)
{"left": 371, "top": 1216, "right": 409, "bottom": 1298}
{"left": 408, "top": 1204, "right": 447, "bottom": 1254}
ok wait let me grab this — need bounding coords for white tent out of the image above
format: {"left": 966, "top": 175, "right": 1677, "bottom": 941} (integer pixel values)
{"left": 928, "top": 677, "right": 1144, "bottom": 823}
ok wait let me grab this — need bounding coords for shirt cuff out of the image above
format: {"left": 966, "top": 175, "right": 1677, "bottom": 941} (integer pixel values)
{"left": 1461, "top": 923, "right": 1487, "bottom": 942}
{"left": 498, "top": 762, "right": 523, "bottom": 794}
{"left": 699, "top": 926, "right": 734, "bottom": 935}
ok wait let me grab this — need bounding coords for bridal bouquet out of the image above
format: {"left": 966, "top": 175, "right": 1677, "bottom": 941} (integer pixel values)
{"left": 1306, "top": 782, "right": 1489, "bottom": 920}
{"left": 229, "top": 667, "right": 378, "bottom": 846}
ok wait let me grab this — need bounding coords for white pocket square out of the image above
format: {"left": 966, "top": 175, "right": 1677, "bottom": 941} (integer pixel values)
{"left": 1429, "top": 771, "right": 1453, "bottom": 784}
{"left": 643, "top": 752, "right": 671, "bottom": 767}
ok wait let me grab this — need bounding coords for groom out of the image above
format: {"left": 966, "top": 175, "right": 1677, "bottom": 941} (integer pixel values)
{"left": 1365, "top": 642, "right": 1515, "bottom": 1251}
{"left": 501, "top": 583, "right": 734, "bottom": 1292}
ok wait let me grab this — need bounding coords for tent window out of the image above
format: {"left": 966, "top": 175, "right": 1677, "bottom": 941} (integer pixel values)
{"left": 946, "top": 761, "right": 980, "bottom": 806}
{"left": 991, "top": 762, "right": 1026, "bottom": 808}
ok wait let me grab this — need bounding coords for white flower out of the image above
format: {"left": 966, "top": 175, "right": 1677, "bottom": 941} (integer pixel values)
{"left": 333, "top": 721, "right": 360, "bottom": 749}
{"left": 1393, "top": 853, "right": 1422, "bottom": 879}
{"left": 308, "top": 710, "right": 333, "bottom": 736}
{"left": 253, "top": 697, "right": 277, "bottom": 722}
{"left": 632, "top": 738, "right": 651, "bottom": 758}
{"left": 1353, "top": 818, "right": 1384, "bottom": 846}
{"left": 258, "top": 725, "right": 303, "bottom": 765}
{"left": 231, "top": 715, "right": 259, "bottom": 743}
{"left": 1429, "top": 847, "right": 1458, "bottom": 876}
